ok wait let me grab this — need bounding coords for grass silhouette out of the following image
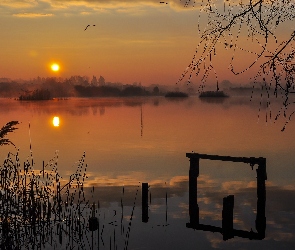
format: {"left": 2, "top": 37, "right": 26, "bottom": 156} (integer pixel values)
{"left": 0, "top": 121, "right": 19, "bottom": 147}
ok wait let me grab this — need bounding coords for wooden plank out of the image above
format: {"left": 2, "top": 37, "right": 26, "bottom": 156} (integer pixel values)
{"left": 186, "top": 223, "right": 264, "bottom": 240}
{"left": 186, "top": 153, "right": 265, "bottom": 165}
{"left": 142, "top": 183, "right": 149, "bottom": 223}
{"left": 222, "top": 195, "right": 234, "bottom": 240}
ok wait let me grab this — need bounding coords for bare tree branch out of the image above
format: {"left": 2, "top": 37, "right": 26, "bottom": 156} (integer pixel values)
{"left": 178, "top": 0, "right": 295, "bottom": 129}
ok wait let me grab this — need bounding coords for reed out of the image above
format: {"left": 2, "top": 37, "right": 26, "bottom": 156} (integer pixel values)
{"left": 0, "top": 149, "right": 156, "bottom": 249}
{"left": 0, "top": 121, "right": 19, "bottom": 147}
{"left": 0, "top": 121, "right": 167, "bottom": 249}
{"left": 0, "top": 149, "right": 102, "bottom": 249}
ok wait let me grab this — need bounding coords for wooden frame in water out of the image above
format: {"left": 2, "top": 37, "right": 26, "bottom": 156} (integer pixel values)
{"left": 185, "top": 152, "right": 267, "bottom": 241}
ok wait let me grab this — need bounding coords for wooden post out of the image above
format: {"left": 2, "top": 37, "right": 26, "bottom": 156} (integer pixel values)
{"left": 142, "top": 183, "right": 149, "bottom": 223}
{"left": 256, "top": 159, "right": 266, "bottom": 238}
{"left": 222, "top": 195, "right": 234, "bottom": 240}
{"left": 89, "top": 202, "right": 99, "bottom": 232}
{"left": 189, "top": 157, "right": 199, "bottom": 226}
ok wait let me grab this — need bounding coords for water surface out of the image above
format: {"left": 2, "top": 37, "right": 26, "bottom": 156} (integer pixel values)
{"left": 0, "top": 96, "right": 294, "bottom": 249}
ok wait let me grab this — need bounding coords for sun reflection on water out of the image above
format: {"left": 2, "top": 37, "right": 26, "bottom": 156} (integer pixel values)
{"left": 53, "top": 116, "right": 60, "bottom": 127}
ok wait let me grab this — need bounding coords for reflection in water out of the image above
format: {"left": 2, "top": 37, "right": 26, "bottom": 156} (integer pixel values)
{"left": 199, "top": 97, "right": 227, "bottom": 104}
{"left": 140, "top": 104, "right": 143, "bottom": 137}
{"left": 0, "top": 151, "right": 295, "bottom": 249}
{"left": 142, "top": 183, "right": 149, "bottom": 223}
{"left": 0, "top": 152, "right": 101, "bottom": 249}
{"left": 186, "top": 153, "right": 266, "bottom": 241}
{"left": 1, "top": 97, "right": 295, "bottom": 249}
{"left": 53, "top": 116, "right": 60, "bottom": 127}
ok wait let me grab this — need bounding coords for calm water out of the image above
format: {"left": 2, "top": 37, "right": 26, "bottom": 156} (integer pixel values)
{"left": 1, "top": 96, "right": 295, "bottom": 249}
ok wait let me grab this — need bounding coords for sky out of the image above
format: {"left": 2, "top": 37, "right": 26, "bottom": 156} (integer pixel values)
{"left": 0, "top": 0, "right": 293, "bottom": 86}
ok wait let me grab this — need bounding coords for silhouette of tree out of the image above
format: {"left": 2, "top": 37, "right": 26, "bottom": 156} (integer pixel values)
{"left": 178, "top": 0, "right": 295, "bottom": 130}
{"left": 153, "top": 86, "right": 160, "bottom": 95}
{"left": 121, "top": 85, "right": 149, "bottom": 96}
{"left": 98, "top": 75, "right": 106, "bottom": 86}
{"left": 19, "top": 88, "right": 51, "bottom": 100}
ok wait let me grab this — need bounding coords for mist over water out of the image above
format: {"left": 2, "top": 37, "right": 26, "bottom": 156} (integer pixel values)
{"left": 1, "top": 96, "right": 295, "bottom": 249}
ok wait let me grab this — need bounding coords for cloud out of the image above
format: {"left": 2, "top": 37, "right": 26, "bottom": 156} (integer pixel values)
{"left": 12, "top": 13, "right": 54, "bottom": 17}
{"left": 0, "top": 0, "right": 38, "bottom": 8}
{"left": 2, "top": 0, "right": 199, "bottom": 12}
{"left": 80, "top": 11, "right": 92, "bottom": 15}
{"left": 47, "top": 0, "right": 195, "bottom": 8}
{"left": 221, "top": 180, "right": 257, "bottom": 192}
{"left": 191, "top": 181, "right": 295, "bottom": 248}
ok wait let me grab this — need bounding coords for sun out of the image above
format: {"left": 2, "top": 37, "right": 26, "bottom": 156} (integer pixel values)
{"left": 51, "top": 63, "right": 60, "bottom": 72}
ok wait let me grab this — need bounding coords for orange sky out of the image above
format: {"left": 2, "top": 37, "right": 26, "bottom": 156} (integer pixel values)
{"left": 0, "top": 0, "right": 292, "bottom": 86}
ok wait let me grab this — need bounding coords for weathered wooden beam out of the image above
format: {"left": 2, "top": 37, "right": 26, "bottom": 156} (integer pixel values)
{"left": 222, "top": 195, "right": 234, "bottom": 240}
{"left": 186, "top": 153, "right": 265, "bottom": 165}
{"left": 142, "top": 183, "right": 149, "bottom": 223}
{"left": 256, "top": 162, "right": 266, "bottom": 238}
{"left": 189, "top": 157, "right": 199, "bottom": 225}
{"left": 186, "top": 223, "right": 264, "bottom": 240}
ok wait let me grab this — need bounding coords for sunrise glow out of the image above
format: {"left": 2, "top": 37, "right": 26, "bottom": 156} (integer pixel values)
{"left": 51, "top": 63, "right": 60, "bottom": 72}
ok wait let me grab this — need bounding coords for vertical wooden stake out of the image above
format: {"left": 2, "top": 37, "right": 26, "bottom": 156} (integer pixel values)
{"left": 256, "top": 159, "right": 266, "bottom": 238}
{"left": 222, "top": 195, "right": 234, "bottom": 240}
{"left": 142, "top": 183, "right": 149, "bottom": 223}
{"left": 189, "top": 157, "right": 199, "bottom": 226}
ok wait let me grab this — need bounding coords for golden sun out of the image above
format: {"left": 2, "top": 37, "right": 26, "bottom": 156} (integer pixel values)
{"left": 51, "top": 63, "right": 60, "bottom": 72}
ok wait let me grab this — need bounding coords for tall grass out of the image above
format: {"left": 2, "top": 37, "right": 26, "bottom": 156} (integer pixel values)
{"left": 0, "top": 149, "right": 102, "bottom": 249}
{"left": 0, "top": 121, "right": 168, "bottom": 249}
{"left": 0, "top": 148, "right": 156, "bottom": 250}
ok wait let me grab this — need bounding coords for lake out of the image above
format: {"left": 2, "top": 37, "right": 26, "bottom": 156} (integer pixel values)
{"left": 0, "top": 95, "right": 295, "bottom": 249}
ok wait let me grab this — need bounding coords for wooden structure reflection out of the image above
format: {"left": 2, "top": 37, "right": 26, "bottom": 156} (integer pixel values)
{"left": 142, "top": 183, "right": 149, "bottom": 223}
{"left": 186, "top": 153, "right": 267, "bottom": 240}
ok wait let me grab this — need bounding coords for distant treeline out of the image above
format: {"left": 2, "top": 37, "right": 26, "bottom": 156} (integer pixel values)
{"left": 1, "top": 77, "right": 273, "bottom": 99}
{"left": 0, "top": 78, "right": 163, "bottom": 99}
{"left": 74, "top": 85, "right": 152, "bottom": 97}
{"left": 19, "top": 89, "right": 51, "bottom": 100}
{"left": 0, "top": 79, "right": 75, "bottom": 99}
{"left": 17, "top": 85, "right": 158, "bottom": 100}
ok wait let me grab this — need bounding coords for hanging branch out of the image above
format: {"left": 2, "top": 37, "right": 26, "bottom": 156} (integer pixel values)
{"left": 178, "top": 0, "right": 295, "bottom": 129}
